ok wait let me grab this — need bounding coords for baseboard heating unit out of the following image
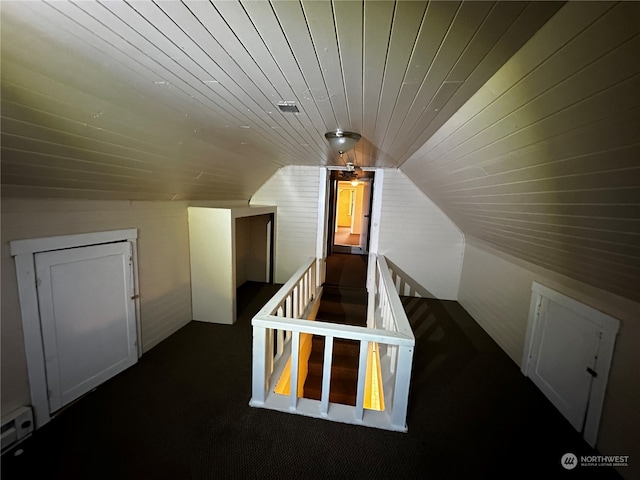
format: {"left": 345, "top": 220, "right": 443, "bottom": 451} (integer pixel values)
{"left": 1, "top": 406, "right": 34, "bottom": 453}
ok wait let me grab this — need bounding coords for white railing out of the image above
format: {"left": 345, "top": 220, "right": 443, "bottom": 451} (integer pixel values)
{"left": 250, "top": 255, "right": 415, "bottom": 432}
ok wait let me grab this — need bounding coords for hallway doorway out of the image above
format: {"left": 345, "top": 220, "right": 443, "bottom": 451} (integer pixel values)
{"left": 327, "top": 169, "right": 374, "bottom": 256}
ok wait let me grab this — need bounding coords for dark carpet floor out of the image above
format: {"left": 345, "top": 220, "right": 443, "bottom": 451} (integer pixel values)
{"left": 1, "top": 282, "right": 621, "bottom": 480}
{"left": 324, "top": 253, "right": 367, "bottom": 288}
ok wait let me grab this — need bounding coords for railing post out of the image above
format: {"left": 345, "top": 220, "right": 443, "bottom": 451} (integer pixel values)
{"left": 391, "top": 344, "right": 414, "bottom": 431}
{"left": 354, "top": 340, "right": 369, "bottom": 422}
{"left": 320, "top": 336, "right": 334, "bottom": 417}
{"left": 251, "top": 325, "right": 267, "bottom": 406}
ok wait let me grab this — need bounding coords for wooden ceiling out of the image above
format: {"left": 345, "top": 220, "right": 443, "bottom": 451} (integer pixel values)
{"left": 402, "top": 2, "right": 640, "bottom": 302}
{"left": 1, "top": 0, "right": 562, "bottom": 200}
{"left": 2, "top": 1, "right": 638, "bottom": 302}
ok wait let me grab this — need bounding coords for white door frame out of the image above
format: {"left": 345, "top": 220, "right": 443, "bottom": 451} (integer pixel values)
{"left": 10, "top": 229, "right": 140, "bottom": 428}
{"left": 315, "top": 167, "right": 329, "bottom": 259}
{"left": 521, "top": 282, "right": 620, "bottom": 447}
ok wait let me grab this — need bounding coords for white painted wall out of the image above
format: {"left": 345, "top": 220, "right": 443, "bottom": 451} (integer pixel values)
{"left": 1, "top": 198, "right": 192, "bottom": 415}
{"left": 377, "top": 169, "right": 464, "bottom": 300}
{"left": 459, "top": 238, "right": 640, "bottom": 478}
{"left": 188, "top": 207, "right": 234, "bottom": 324}
{"left": 235, "top": 214, "right": 271, "bottom": 288}
{"left": 251, "top": 166, "right": 321, "bottom": 283}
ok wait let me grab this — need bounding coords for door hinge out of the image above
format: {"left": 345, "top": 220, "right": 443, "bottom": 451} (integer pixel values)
{"left": 586, "top": 367, "right": 598, "bottom": 378}
{"left": 535, "top": 297, "right": 543, "bottom": 318}
{"left": 36, "top": 277, "right": 42, "bottom": 288}
{"left": 47, "top": 389, "right": 53, "bottom": 399}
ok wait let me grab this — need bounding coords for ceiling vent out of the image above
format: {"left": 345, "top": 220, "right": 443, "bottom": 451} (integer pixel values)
{"left": 277, "top": 101, "right": 299, "bottom": 113}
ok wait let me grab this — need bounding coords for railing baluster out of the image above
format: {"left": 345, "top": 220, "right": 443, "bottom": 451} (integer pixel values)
{"left": 290, "top": 331, "right": 300, "bottom": 411}
{"left": 277, "top": 329, "right": 284, "bottom": 357}
{"left": 354, "top": 340, "right": 369, "bottom": 422}
{"left": 266, "top": 328, "right": 274, "bottom": 375}
{"left": 320, "top": 336, "right": 334, "bottom": 417}
{"left": 311, "top": 262, "right": 316, "bottom": 298}
{"left": 390, "top": 344, "right": 397, "bottom": 374}
{"left": 304, "top": 267, "right": 308, "bottom": 303}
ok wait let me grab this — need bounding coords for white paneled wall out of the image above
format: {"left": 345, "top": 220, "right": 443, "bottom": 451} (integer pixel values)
{"left": 402, "top": 1, "right": 640, "bottom": 304}
{"left": 251, "top": 166, "right": 321, "bottom": 283}
{"left": 1, "top": 198, "right": 192, "bottom": 414}
{"left": 377, "top": 170, "right": 464, "bottom": 300}
{"left": 459, "top": 238, "right": 640, "bottom": 478}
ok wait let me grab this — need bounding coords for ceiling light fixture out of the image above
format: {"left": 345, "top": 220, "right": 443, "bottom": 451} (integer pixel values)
{"left": 339, "top": 162, "right": 360, "bottom": 185}
{"left": 325, "top": 130, "right": 361, "bottom": 157}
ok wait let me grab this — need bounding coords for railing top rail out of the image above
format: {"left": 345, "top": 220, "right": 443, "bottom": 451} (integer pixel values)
{"left": 252, "top": 314, "right": 414, "bottom": 347}
{"left": 376, "top": 255, "right": 415, "bottom": 340}
{"left": 256, "top": 256, "right": 317, "bottom": 317}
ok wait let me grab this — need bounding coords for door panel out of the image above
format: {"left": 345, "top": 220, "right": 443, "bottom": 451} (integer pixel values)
{"left": 529, "top": 299, "right": 601, "bottom": 430}
{"left": 35, "top": 242, "right": 137, "bottom": 412}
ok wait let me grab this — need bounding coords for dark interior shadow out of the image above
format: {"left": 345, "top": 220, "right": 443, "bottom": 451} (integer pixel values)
{"left": 385, "top": 258, "right": 436, "bottom": 298}
{"left": 402, "top": 297, "right": 478, "bottom": 407}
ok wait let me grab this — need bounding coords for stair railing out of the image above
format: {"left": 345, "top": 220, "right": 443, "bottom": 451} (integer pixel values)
{"left": 370, "top": 255, "right": 416, "bottom": 428}
{"left": 250, "top": 255, "right": 415, "bottom": 432}
{"left": 250, "top": 257, "right": 323, "bottom": 397}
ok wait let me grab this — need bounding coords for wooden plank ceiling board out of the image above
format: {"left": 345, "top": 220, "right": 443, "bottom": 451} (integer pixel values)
{"left": 3, "top": 1, "right": 638, "bottom": 302}
{"left": 402, "top": 1, "right": 640, "bottom": 302}
{"left": 2, "top": 0, "right": 561, "bottom": 199}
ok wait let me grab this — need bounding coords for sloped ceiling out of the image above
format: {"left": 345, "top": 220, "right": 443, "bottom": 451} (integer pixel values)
{"left": 2, "top": 1, "right": 638, "bottom": 302}
{"left": 402, "top": 1, "right": 640, "bottom": 302}
{"left": 1, "top": 0, "right": 562, "bottom": 200}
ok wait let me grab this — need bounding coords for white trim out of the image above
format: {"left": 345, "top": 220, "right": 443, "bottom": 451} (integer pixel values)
{"left": 367, "top": 169, "right": 384, "bottom": 291}
{"left": 10, "top": 229, "right": 139, "bottom": 429}
{"left": 13, "top": 253, "right": 50, "bottom": 428}
{"left": 522, "top": 281, "right": 620, "bottom": 447}
{"left": 316, "top": 168, "right": 329, "bottom": 259}
{"left": 10, "top": 229, "right": 137, "bottom": 256}
{"left": 229, "top": 205, "right": 276, "bottom": 219}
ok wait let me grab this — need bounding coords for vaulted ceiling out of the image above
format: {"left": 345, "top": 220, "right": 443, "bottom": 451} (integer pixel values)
{"left": 1, "top": 1, "right": 639, "bottom": 302}
{"left": 1, "top": 0, "right": 562, "bottom": 200}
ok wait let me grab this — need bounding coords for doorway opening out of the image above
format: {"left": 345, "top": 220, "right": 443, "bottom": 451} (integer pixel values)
{"left": 326, "top": 170, "right": 375, "bottom": 256}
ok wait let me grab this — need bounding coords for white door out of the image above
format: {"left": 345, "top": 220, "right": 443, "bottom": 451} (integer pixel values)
{"left": 35, "top": 242, "right": 138, "bottom": 412}
{"left": 528, "top": 298, "right": 602, "bottom": 431}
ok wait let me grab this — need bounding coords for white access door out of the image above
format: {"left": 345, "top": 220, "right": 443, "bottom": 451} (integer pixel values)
{"left": 528, "top": 298, "right": 602, "bottom": 431}
{"left": 35, "top": 242, "right": 138, "bottom": 412}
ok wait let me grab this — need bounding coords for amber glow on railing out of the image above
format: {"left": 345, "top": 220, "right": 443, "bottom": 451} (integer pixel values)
{"left": 274, "top": 333, "right": 313, "bottom": 397}
{"left": 364, "top": 342, "right": 385, "bottom": 411}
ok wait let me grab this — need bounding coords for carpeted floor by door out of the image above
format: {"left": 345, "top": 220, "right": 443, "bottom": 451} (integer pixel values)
{"left": 1, "top": 282, "right": 621, "bottom": 480}
{"left": 324, "top": 253, "right": 367, "bottom": 287}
